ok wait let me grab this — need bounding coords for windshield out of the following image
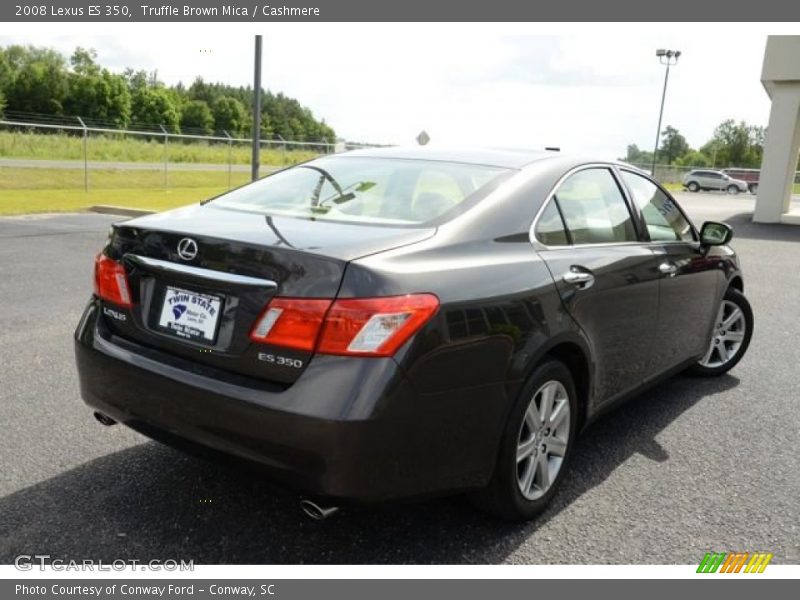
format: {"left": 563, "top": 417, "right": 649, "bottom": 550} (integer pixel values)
{"left": 211, "top": 156, "right": 511, "bottom": 225}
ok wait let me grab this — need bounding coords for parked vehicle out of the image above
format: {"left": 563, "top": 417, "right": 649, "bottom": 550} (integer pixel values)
{"left": 723, "top": 168, "right": 760, "bottom": 194}
{"left": 75, "top": 147, "right": 753, "bottom": 520}
{"left": 682, "top": 169, "right": 749, "bottom": 194}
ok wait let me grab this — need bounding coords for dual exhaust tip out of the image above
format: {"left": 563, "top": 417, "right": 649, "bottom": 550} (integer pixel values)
{"left": 94, "top": 412, "right": 338, "bottom": 520}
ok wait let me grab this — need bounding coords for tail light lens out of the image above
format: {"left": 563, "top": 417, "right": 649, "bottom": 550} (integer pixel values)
{"left": 318, "top": 295, "right": 439, "bottom": 356}
{"left": 249, "top": 294, "right": 439, "bottom": 357}
{"left": 94, "top": 254, "right": 133, "bottom": 308}
{"left": 249, "top": 298, "right": 332, "bottom": 351}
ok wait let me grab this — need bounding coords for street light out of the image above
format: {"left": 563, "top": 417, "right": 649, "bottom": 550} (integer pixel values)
{"left": 651, "top": 48, "right": 681, "bottom": 176}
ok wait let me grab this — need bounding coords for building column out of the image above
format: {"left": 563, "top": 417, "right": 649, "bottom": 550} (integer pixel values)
{"left": 754, "top": 82, "right": 800, "bottom": 223}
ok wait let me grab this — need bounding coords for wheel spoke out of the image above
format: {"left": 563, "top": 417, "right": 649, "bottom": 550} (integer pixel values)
{"left": 519, "top": 458, "right": 535, "bottom": 495}
{"left": 549, "top": 399, "right": 568, "bottom": 430}
{"left": 524, "top": 403, "right": 540, "bottom": 430}
{"left": 547, "top": 436, "right": 567, "bottom": 457}
{"left": 539, "top": 384, "right": 555, "bottom": 424}
{"left": 725, "top": 331, "right": 744, "bottom": 343}
{"left": 536, "top": 452, "right": 551, "bottom": 491}
{"left": 517, "top": 438, "right": 537, "bottom": 462}
{"left": 717, "top": 341, "right": 730, "bottom": 362}
{"left": 701, "top": 342, "right": 715, "bottom": 365}
{"left": 722, "top": 307, "right": 743, "bottom": 330}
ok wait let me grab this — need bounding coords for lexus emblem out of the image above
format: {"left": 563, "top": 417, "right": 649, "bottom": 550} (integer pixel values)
{"left": 176, "top": 238, "right": 198, "bottom": 261}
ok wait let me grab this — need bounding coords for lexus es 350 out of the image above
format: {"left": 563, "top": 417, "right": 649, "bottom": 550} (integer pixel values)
{"left": 75, "top": 147, "right": 753, "bottom": 520}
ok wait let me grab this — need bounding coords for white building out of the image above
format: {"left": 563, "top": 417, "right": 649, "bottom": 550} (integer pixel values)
{"left": 754, "top": 36, "right": 800, "bottom": 224}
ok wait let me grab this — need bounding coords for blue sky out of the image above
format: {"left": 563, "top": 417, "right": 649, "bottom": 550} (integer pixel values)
{"left": 1, "top": 24, "right": 776, "bottom": 157}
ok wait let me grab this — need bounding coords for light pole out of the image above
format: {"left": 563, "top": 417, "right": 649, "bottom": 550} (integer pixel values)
{"left": 251, "top": 35, "right": 263, "bottom": 182}
{"left": 651, "top": 48, "right": 681, "bottom": 176}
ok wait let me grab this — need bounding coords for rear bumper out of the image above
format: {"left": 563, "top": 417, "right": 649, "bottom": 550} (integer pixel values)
{"left": 74, "top": 300, "right": 505, "bottom": 501}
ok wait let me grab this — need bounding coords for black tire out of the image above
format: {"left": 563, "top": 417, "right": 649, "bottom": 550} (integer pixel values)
{"left": 688, "top": 287, "right": 753, "bottom": 377}
{"left": 749, "top": 183, "right": 758, "bottom": 195}
{"left": 727, "top": 184, "right": 740, "bottom": 195}
{"left": 470, "top": 359, "right": 578, "bottom": 520}
{"left": 687, "top": 181, "right": 700, "bottom": 192}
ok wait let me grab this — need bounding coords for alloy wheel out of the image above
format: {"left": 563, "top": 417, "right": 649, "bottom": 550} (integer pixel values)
{"left": 698, "top": 300, "right": 747, "bottom": 368}
{"left": 516, "top": 380, "right": 571, "bottom": 500}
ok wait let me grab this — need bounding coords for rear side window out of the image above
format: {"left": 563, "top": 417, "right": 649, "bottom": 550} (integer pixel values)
{"left": 534, "top": 200, "right": 568, "bottom": 246}
{"left": 553, "top": 168, "right": 637, "bottom": 244}
{"left": 621, "top": 170, "right": 695, "bottom": 242}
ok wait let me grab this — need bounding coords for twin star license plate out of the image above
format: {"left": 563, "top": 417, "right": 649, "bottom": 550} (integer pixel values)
{"left": 158, "top": 286, "right": 223, "bottom": 343}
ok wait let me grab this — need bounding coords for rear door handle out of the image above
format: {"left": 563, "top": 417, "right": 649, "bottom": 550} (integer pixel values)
{"left": 563, "top": 269, "right": 595, "bottom": 289}
{"left": 658, "top": 261, "right": 678, "bottom": 276}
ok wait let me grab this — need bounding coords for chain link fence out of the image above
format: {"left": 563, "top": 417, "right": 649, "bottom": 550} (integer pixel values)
{"left": 0, "top": 115, "right": 385, "bottom": 196}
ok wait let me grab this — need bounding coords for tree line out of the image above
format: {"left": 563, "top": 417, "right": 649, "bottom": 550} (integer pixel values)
{"left": 623, "top": 121, "right": 768, "bottom": 169}
{"left": 0, "top": 45, "right": 336, "bottom": 142}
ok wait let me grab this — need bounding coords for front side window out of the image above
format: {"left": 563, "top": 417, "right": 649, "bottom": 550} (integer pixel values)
{"left": 621, "top": 170, "right": 695, "bottom": 242}
{"left": 211, "top": 157, "right": 510, "bottom": 226}
{"left": 553, "top": 168, "right": 637, "bottom": 244}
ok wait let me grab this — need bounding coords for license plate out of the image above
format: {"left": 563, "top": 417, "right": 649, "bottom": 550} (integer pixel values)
{"left": 157, "top": 286, "right": 222, "bottom": 344}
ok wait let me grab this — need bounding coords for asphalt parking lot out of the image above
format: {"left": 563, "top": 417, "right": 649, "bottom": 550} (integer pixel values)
{"left": 1, "top": 192, "right": 799, "bottom": 564}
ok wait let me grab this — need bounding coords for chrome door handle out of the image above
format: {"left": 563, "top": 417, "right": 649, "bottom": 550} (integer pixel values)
{"left": 563, "top": 269, "right": 595, "bottom": 289}
{"left": 658, "top": 262, "right": 678, "bottom": 276}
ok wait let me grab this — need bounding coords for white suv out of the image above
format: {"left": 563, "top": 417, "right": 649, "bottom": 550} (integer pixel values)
{"left": 682, "top": 169, "right": 749, "bottom": 194}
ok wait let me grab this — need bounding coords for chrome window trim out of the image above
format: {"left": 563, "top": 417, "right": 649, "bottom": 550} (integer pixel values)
{"left": 530, "top": 162, "right": 699, "bottom": 250}
{"left": 529, "top": 162, "right": 641, "bottom": 250}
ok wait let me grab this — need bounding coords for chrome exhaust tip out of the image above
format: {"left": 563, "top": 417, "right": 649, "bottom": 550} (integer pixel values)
{"left": 300, "top": 498, "right": 339, "bottom": 520}
{"left": 93, "top": 411, "right": 117, "bottom": 426}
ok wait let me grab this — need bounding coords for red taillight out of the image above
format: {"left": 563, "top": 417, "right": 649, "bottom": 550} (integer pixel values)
{"left": 318, "top": 294, "right": 439, "bottom": 356}
{"left": 249, "top": 298, "right": 332, "bottom": 351}
{"left": 249, "top": 294, "right": 439, "bottom": 357}
{"left": 94, "top": 254, "right": 133, "bottom": 308}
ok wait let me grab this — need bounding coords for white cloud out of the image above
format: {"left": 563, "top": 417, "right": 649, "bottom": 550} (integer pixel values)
{"left": 0, "top": 23, "right": 774, "bottom": 157}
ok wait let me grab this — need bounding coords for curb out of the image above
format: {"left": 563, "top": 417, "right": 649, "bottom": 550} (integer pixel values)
{"left": 88, "top": 205, "right": 155, "bottom": 217}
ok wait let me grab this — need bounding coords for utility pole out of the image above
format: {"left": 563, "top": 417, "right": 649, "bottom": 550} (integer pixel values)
{"left": 251, "top": 34, "right": 262, "bottom": 182}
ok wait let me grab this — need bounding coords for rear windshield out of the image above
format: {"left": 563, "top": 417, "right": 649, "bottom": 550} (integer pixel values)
{"left": 211, "top": 156, "right": 511, "bottom": 225}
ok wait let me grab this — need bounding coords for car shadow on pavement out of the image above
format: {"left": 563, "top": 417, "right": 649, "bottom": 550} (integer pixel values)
{"left": 718, "top": 212, "right": 800, "bottom": 243}
{"left": 0, "top": 374, "right": 738, "bottom": 565}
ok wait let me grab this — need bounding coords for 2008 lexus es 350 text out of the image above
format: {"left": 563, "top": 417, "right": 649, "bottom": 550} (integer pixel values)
{"left": 74, "top": 147, "right": 753, "bottom": 520}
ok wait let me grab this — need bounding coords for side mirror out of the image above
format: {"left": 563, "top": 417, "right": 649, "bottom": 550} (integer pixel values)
{"left": 700, "top": 221, "right": 733, "bottom": 246}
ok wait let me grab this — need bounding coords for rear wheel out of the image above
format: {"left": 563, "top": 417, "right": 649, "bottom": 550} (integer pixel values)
{"left": 689, "top": 287, "right": 753, "bottom": 376}
{"left": 471, "top": 360, "right": 577, "bottom": 520}
{"left": 727, "top": 184, "right": 740, "bottom": 195}
{"left": 687, "top": 181, "right": 700, "bottom": 192}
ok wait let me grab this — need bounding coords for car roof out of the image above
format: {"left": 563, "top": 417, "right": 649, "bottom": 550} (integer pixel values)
{"left": 337, "top": 145, "right": 562, "bottom": 169}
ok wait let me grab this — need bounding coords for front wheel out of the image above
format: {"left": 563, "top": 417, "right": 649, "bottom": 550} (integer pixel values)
{"left": 687, "top": 181, "right": 700, "bottom": 192}
{"left": 689, "top": 287, "right": 753, "bottom": 377}
{"left": 727, "top": 184, "right": 740, "bottom": 195}
{"left": 470, "top": 360, "right": 577, "bottom": 520}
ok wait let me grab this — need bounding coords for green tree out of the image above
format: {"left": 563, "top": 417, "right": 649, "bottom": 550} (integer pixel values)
{"left": 211, "top": 96, "right": 247, "bottom": 136}
{"left": 1, "top": 45, "right": 69, "bottom": 115}
{"left": 131, "top": 86, "right": 180, "bottom": 132}
{"left": 703, "top": 120, "right": 763, "bottom": 168}
{"left": 65, "top": 54, "right": 131, "bottom": 127}
{"left": 621, "top": 144, "right": 653, "bottom": 166}
{"left": 675, "top": 150, "right": 711, "bottom": 168}
{"left": 658, "top": 125, "right": 690, "bottom": 165}
{"left": 180, "top": 99, "right": 214, "bottom": 134}
{"left": 70, "top": 47, "right": 100, "bottom": 77}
